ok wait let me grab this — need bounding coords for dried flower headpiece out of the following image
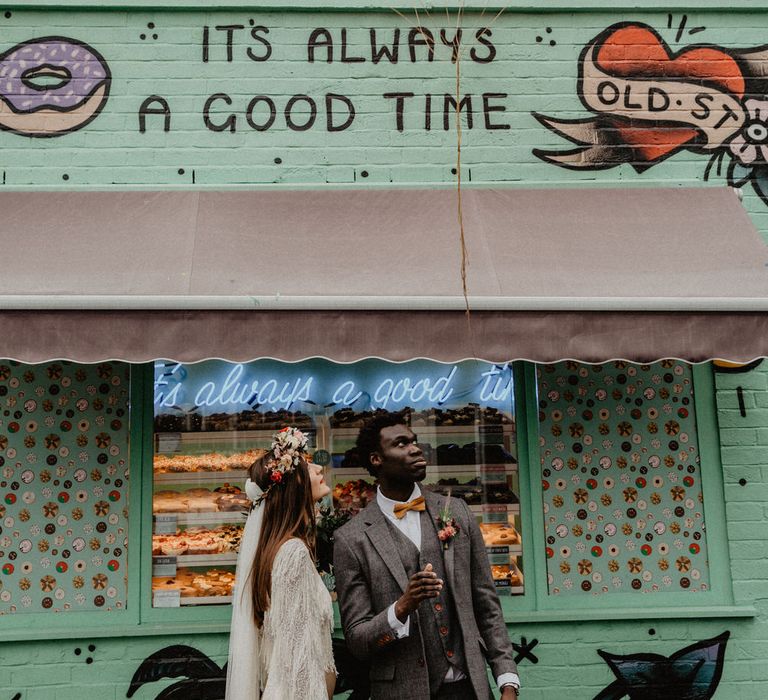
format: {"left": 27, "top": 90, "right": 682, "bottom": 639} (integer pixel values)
{"left": 252, "top": 427, "right": 309, "bottom": 506}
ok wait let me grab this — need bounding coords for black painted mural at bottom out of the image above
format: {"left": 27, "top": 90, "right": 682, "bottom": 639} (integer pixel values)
{"left": 593, "top": 632, "right": 730, "bottom": 700}
{"left": 127, "top": 640, "right": 369, "bottom": 699}
{"left": 124, "top": 632, "right": 730, "bottom": 699}
{"left": 127, "top": 645, "right": 226, "bottom": 699}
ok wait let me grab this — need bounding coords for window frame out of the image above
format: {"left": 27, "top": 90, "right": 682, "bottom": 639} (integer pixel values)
{"left": 0, "top": 359, "right": 750, "bottom": 643}
{"left": 511, "top": 361, "right": 741, "bottom": 622}
{"left": 0, "top": 363, "right": 142, "bottom": 641}
{"left": 136, "top": 359, "right": 749, "bottom": 631}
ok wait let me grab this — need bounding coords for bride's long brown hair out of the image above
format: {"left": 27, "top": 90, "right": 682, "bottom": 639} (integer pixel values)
{"left": 249, "top": 451, "right": 317, "bottom": 627}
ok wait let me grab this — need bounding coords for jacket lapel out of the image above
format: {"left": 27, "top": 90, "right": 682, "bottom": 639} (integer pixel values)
{"left": 363, "top": 501, "right": 410, "bottom": 592}
{"left": 423, "top": 490, "right": 456, "bottom": 591}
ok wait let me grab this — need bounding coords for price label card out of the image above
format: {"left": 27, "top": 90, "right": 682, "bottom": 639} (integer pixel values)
{"left": 487, "top": 545, "right": 511, "bottom": 555}
{"left": 157, "top": 433, "right": 181, "bottom": 454}
{"left": 482, "top": 504, "right": 509, "bottom": 513}
{"left": 479, "top": 465, "right": 507, "bottom": 484}
{"left": 153, "top": 589, "right": 181, "bottom": 608}
{"left": 482, "top": 511, "right": 509, "bottom": 524}
{"left": 154, "top": 514, "right": 178, "bottom": 535}
{"left": 489, "top": 556, "right": 513, "bottom": 567}
{"left": 152, "top": 556, "right": 178, "bottom": 577}
{"left": 313, "top": 449, "right": 331, "bottom": 466}
{"left": 478, "top": 425, "right": 504, "bottom": 444}
{"left": 303, "top": 430, "right": 317, "bottom": 448}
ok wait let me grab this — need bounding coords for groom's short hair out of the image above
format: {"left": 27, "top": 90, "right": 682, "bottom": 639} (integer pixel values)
{"left": 355, "top": 410, "right": 408, "bottom": 477}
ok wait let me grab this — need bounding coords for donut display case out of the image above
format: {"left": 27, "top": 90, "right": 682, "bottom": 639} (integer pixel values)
{"left": 151, "top": 359, "right": 523, "bottom": 605}
{"left": 150, "top": 430, "right": 277, "bottom": 607}
{"left": 330, "top": 406, "right": 525, "bottom": 595}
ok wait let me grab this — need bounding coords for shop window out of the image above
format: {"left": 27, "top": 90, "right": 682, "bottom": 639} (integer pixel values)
{"left": 536, "top": 360, "right": 711, "bottom": 597}
{"left": 0, "top": 361, "right": 130, "bottom": 614}
{"left": 150, "top": 359, "right": 524, "bottom": 607}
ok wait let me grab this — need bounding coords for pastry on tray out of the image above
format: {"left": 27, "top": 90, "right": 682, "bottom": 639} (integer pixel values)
{"left": 479, "top": 522, "right": 521, "bottom": 546}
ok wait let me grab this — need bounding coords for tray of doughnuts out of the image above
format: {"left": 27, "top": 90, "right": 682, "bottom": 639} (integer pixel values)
{"left": 490, "top": 564, "right": 523, "bottom": 587}
{"left": 152, "top": 567, "right": 236, "bottom": 599}
{"left": 152, "top": 485, "right": 249, "bottom": 514}
{"left": 154, "top": 449, "right": 266, "bottom": 474}
{"left": 479, "top": 522, "right": 521, "bottom": 546}
{"left": 152, "top": 524, "right": 244, "bottom": 556}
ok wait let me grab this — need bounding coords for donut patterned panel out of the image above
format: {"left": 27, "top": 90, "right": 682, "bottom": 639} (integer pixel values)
{"left": 538, "top": 360, "right": 710, "bottom": 596}
{"left": 0, "top": 361, "right": 129, "bottom": 614}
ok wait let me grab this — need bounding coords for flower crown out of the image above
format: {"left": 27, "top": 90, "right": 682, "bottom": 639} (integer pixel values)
{"left": 268, "top": 427, "right": 309, "bottom": 482}
{"left": 253, "top": 427, "right": 309, "bottom": 505}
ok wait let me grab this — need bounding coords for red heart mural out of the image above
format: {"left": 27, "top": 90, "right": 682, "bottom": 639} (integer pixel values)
{"left": 594, "top": 24, "right": 745, "bottom": 161}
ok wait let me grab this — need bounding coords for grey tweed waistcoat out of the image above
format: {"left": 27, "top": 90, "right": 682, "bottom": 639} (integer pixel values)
{"left": 384, "top": 510, "right": 467, "bottom": 694}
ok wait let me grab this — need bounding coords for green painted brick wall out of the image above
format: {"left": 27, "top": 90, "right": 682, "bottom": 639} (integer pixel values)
{"left": 0, "top": 5, "right": 765, "bottom": 245}
{"left": 1, "top": 364, "right": 766, "bottom": 699}
{"left": 0, "top": 3, "right": 767, "bottom": 699}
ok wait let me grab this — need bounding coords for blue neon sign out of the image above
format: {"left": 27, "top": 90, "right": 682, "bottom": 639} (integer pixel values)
{"left": 153, "top": 359, "right": 514, "bottom": 415}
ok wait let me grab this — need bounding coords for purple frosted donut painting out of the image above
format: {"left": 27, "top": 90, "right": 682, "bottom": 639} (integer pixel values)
{"left": 0, "top": 36, "right": 111, "bottom": 137}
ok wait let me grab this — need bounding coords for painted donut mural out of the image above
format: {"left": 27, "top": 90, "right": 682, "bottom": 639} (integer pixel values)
{"left": 0, "top": 36, "right": 110, "bottom": 137}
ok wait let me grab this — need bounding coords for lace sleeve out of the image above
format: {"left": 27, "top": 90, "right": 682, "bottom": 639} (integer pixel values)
{"left": 265, "top": 539, "right": 335, "bottom": 698}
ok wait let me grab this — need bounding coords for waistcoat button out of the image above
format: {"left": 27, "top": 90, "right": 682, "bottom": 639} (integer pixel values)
{"left": 435, "top": 603, "right": 443, "bottom": 612}
{"left": 446, "top": 650, "right": 454, "bottom": 658}
{"left": 440, "top": 625, "right": 448, "bottom": 636}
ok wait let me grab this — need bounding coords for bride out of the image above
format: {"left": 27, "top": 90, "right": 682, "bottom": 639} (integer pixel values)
{"left": 226, "top": 427, "right": 336, "bottom": 700}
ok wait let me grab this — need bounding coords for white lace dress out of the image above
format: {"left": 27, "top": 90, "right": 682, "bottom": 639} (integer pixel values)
{"left": 260, "top": 538, "right": 336, "bottom": 700}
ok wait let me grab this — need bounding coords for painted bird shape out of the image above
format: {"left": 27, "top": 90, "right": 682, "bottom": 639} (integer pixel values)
{"left": 593, "top": 632, "right": 729, "bottom": 700}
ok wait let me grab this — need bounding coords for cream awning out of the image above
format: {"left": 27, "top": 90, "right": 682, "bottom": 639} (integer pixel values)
{"left": 0, "top": 186, "right": 766, "bottom": 363}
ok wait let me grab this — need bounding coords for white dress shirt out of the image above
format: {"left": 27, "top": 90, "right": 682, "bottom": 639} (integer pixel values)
{"left": 378, "top": 486, "right": 520, "bottom": 692}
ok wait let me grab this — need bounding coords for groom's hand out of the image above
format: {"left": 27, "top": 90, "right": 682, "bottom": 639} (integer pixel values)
{"left": 394, "top": 563, "right": 443, "bottom": 622}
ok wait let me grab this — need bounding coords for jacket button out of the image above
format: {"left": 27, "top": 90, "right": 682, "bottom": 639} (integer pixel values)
{"left": 434, "top": 603, "right": 443, "bottom": 612}
{"left": 446, "top": 650, "right": 454, "bottom": 658}
{"left": 440, "top": 626, "right": 448, "bottom": 636}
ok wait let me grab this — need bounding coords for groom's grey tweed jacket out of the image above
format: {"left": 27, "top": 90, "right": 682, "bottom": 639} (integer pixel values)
{"left": 334, "top": 489, "right": 518, "bottom": 700}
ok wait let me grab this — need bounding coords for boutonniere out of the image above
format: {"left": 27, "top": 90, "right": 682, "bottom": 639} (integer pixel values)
{"left": 436, "top": 492, "right": 460, "bottom": 550}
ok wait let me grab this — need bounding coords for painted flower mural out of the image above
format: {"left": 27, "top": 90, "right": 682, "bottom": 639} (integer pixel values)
{"left": 727, "top": 99, "right": 768, "bottom": 201}
{"left": 534, "top": 20, "right": 768, "bottom": 207}
{"left": 729, "top": 100, "right": 768, "bottom": 166}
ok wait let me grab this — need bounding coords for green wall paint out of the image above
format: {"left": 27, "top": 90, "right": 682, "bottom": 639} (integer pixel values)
{"left": 1, "top": 4, "right": 768, "bottom": 699}
{"left": 0, "top": 360, "right": 764, "bottom": 699}
{"left": 0, "top": 6, "right": 766, "bottom": 237}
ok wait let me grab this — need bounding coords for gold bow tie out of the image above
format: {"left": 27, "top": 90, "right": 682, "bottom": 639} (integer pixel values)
{"left": 393, "top": 496, "right": 426, "bottom": 519}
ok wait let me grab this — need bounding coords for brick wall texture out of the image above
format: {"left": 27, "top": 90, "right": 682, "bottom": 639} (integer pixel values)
{"left": 1, "top": 5, "right": 768, "bottom": 699}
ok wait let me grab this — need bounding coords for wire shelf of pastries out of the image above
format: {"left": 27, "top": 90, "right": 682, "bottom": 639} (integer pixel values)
{"left": 153, "top": 485, "right": 250, "bottom": 516}
{"left": 480, "top": 523, "right": 522, "bottom": 552}
{"left": 170, "top": 513, "right": 247, "bottom": 526}
{"left": 177, "top": 554, "right": 239, "bottom": 566}
{"left": 330, "top": 405, "right": 515, "bottom": 430}
{"left": 152, "top": 566, "right": 236, "bottom": 605}
{"left": 468, "top": 503, "right": 521, "bottom": 515}
{"left": 153, "top": 524, "right": 243, "bottom": 555}
{"left": 331, "top": 464, "right": 517, "bottom": 480}
{"left": 154, "top": 470, "right": 250, "bottom": 483}
{"left": 490, "top": 561, "right": 524, "bottom": 595}
{"left": 153, "top": 449, "right": 265, "bottom": 475}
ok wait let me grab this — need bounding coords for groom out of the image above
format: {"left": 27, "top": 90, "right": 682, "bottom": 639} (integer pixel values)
{"left": 334, "top": 412, "right": 520, "bottom": 699}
